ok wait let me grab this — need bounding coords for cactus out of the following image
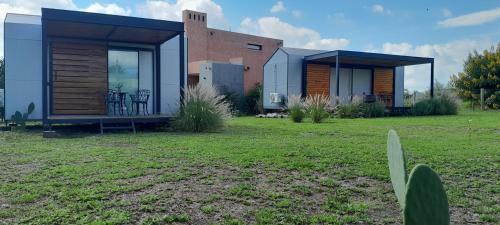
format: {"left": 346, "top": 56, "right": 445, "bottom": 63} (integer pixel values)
{"left": 387, "top": 129, "right": 408, "bottom": 209}
{"left": 10, "top": 102, "right": 35, "bottom": 130}
{"left": 404, "top": 164, "right": 450, "bottom": 225}
{"left": 386, "top": 130, "right": 450, "bottom": 225}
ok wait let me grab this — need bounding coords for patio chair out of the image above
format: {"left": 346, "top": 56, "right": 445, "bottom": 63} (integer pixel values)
{"left": 130, "top": 89, "right": 150, "bottom": 115}
{"left": 104, "top": 90, "right": 122, "bottom": 115}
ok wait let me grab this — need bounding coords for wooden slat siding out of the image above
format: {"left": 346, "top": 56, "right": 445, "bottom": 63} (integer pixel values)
{"left": 51, "top": 41, "right": 107, "bottom": 115}
{"left": 306, "top": 64, "right": 331, "bottom": 96}
{"left": 373, "top": 68, "right": 394, "bottom": 107}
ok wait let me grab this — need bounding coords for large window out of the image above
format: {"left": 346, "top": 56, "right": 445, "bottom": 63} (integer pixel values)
{"left": 108, "top": 50, "right": 139, "bottom": 96}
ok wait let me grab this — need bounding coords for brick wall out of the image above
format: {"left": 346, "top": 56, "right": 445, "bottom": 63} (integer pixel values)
{"left": 306, "top": 64, "right": 331, "bottom": 96}
{"left": 183, "top": 10, "right": 283, "bottom": 93}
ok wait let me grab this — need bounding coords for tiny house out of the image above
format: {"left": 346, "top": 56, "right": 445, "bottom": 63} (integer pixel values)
{"left": 263, "top": 47, "right": 435, "bottom": 110}
{"left": 4, "top": 8, "right": 186, "bottom": 127}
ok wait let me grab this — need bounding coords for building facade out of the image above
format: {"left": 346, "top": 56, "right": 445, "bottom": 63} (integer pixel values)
{"left": 183, "top": 10, "right": 283, "bottom": 93}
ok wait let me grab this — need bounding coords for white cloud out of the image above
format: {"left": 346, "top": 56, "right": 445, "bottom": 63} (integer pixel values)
{"left": 372, "top": 4, "right": 384, "bottom": 13}
{"left": 438, "top": 7, "right": 500, "bottom": 28}
{"left": 239, "top": 16, "right": 349, "bottom": 50}
{"left": 442, "top": 8, "right": 452, "bottom": 18}
{"left": 270, "top": 1, "right": 285, "bottom": 13}
{"left": 0, "top": 0, "right": 131, "bottom": 56}
{"left": 291, "top": 10, "right": 302, "bottom": 18}
{"left": 372, "top": 39, "right": 494, "bottom": 91}
{"left": 84, "top": 3, "right": 131, "bottom": 16}
{"left": 136, "top": 0, "right": 228, "bottom": 29}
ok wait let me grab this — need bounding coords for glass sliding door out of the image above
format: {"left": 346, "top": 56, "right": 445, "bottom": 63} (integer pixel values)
{"left": 108, "top": 50, "right": 139, "bottom": 114}
{"left": 108, "top": 50, "right": 139, "bottom": 95}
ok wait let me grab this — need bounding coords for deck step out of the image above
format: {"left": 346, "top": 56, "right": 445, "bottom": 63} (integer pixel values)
{"left": 99, "top": 119, "right": 136, "bottom": 134}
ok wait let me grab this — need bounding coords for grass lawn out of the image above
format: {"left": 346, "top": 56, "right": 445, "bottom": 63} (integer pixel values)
{"left": 0, "top": 110, "right": 498, "bottom": 224}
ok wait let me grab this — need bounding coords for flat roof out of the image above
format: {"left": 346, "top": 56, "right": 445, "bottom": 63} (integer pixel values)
{"left": 305, "top": 50, "right": 433, "bottom": 67}
{"left": 5, "top": 13, "right": 41, "bottom": 25}
{"left": 42, "top": 8, "right": 184, "bottom": 44}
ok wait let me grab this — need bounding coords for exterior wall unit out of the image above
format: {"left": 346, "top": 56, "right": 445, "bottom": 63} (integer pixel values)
{"left": 263, "top": 49, "right": 288, "bottom": 109}
{"left": 183, "top": 10, "right": 283, "bottom": 93}
{"left": 199, "top": 62, "right": 244, "bottom": 96}
{"left": 286, "top": 54, "right": 304, "bottom": 97}
{"left": 306, "top": 64, "right": 330, "bottom": 96}
{"left": 394, "top": 67, "right": 404, "bottom": 107}
{"left": 373, "top": 68, "right": 394, "bottom": 107}
{"left": 51, "top": 40, "right": 107, "bottom": 115}
{"left": 4, "top": 15, "right": 43, "bottom": 120}
{"left": 160, "top": 35, "right": 182, "bottom": 115}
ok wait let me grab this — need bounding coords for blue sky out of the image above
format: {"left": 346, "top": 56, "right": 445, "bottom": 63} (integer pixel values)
{"left": 1, "top": 0, "right": 499, "bottom": 91}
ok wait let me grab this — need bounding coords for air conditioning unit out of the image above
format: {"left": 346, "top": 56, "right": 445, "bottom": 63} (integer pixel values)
{"left": 269, "top": 93, "right": 282, "bottom": 103}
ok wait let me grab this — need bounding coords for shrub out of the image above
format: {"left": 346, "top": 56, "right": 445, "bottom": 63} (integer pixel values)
{"left": 413, "top": 94, "right": 459, "bottom": 116}
{"left": 220, "top": 87, "right": 244, "bottom": 116}
{"left": 286, "top": 95, "right": 305, "bottom": 123}
{"left": 359, "top": 101, "right": 386, "bottom": 118}
{"left": 175, "top": 84, "right": 231, "bottom": 132}
{"left": 243, "top": 84, "right": 264, "bottom": 115}
{"left": 305, "top": 94, "right": 331, "bottom": 123}
{"left": 333, "top": 97, "right": 385, "bottom": 118}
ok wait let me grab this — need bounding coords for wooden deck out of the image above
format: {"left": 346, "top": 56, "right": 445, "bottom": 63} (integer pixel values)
{"left": 47, "top": 114, "right": 172, "bottom": 124}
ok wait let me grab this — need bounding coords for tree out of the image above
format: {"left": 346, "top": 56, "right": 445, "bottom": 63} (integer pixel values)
{"left": 450, "top": 44, "right": 500, "bottom": 109}
{"left": 0, "top": 58, "right": 4, "bottom": 89}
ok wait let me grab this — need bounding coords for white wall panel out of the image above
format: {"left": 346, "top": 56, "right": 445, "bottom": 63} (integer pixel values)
{"left": 4, "top": 21, "right": 42, "bottom": 120}
{"left": 139, "top": 51, "right": 154, "bottom": 113}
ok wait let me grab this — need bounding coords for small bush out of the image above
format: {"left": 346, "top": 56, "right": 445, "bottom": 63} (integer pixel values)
{"left": 333, "top": 97, "right": 385, "bottom": 118}
{"left": 305, "top": 94, "right": 331, "bottom": 123}
{"left": 359, "top": 101, "right": 386, "bottom": 118}
{"left": 175, "top": 84, "right": 231, "bottom": 132}
{"left": 220, "top": 87, "right": 245, "bottom": 116}
{"left": 413, "top": 94, "right": 459, "bottom": 116}
{"left": 286, "top": 95, "right": 305, "bottom": 123}
{"left": 243, "top": 84, "right": 264, "bottom": 115}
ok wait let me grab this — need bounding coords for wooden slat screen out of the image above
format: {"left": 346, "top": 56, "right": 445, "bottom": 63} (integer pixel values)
{"left": 51, "top": 41, "right": 107, "bottom": 115}
{"left": 373, "top": 68, "right": 394, "bottom": 107}
{"left": 306, "top": 64, "right": 331, "bottom": 96}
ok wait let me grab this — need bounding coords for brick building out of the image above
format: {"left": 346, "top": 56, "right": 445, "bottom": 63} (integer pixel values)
{"left": 183, "top": 10, "right": 283, "bottom": 93}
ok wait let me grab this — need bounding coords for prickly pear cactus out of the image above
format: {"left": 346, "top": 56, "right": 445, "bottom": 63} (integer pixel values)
{"left": 404, "top": 164, "right": 450, "bottom": 225}
{"left": 387, "top": 129, "right": 407, "bottom": 209}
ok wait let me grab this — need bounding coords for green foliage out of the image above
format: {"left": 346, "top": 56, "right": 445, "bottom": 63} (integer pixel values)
{"left": 175, "top": 84, "right": 231, "bottom": 132}
{"left": 10, "top": 102, "right": 35, "bottom": 129}
{"left": 334, "top": 98, "right": 385, "bottom": 118}
{"left": 220, "top": 87, "right": 245, "bottom": 116}
{"left": 286, "top": 95, "right": 305, "bottom": 123}
{"left": 450, "top": 44, "right": 500, "bottom": 109}
{"left": 387, "top": 130, "right": 407, "bottom": 210}
{"left": 305, "top": 94, "right": 331, "bottom": 123}
{"left": 0, "top": 57, "right": 4, "bottom": 89}
{"left": 404, "top": 165, "right": 450, "bottom": 225}
{"left": 243, "top": 83, "right": 264, "bottom": 115}
{"left": 413, "top": 94, "right": 458, "bottom": 116}
{"left": 386, "top": 131, "right": 450, "bottom": 225}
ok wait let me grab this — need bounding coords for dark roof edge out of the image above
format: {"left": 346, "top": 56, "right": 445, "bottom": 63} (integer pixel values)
{"left": 305, "top": 50, "right": 434, "bottom": 64}
{"left": 41, "top": 8, "right": 184, "bottom": 32}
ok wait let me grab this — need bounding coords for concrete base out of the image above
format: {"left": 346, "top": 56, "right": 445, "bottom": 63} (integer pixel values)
{"left": 42, "top": 130, "right": 60, "bottom": 138}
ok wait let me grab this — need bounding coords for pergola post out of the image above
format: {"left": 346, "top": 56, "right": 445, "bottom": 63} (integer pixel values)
{"left": 335, "top": 55, "right": 340, "bottom": 97}
{"left": 430, "top": 61, "right": 434, "bottom": 98}
{"left": 179, "top": 32, "right": 185, "bottom": 100}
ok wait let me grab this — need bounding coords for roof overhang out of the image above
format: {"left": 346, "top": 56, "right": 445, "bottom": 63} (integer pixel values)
{"left": 41, "top": 8, "right": 184, "bottom": 45}
{"left": 304, "top": 50, "right": 433, "bottom": 67}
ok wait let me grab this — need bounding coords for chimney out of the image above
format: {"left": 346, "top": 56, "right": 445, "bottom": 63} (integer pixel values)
{"left": 182, "top": 10, "right": 207, "bottom": 28}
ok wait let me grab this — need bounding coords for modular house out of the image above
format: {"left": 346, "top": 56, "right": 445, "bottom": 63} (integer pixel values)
{"left": 263, "top": 47, "right": 434, "bottom": 110}
{"left": 4, "top": 8, "right": 186, "bottom": 127}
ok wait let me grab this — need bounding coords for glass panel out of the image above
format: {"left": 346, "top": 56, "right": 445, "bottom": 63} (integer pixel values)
{"left": 108, "top": 50, "right": 138, "bottom": 111}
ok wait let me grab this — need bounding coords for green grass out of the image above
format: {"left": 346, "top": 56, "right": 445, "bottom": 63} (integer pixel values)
{"left": 0, "top": 110, "right": 498, "bottom": 224}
